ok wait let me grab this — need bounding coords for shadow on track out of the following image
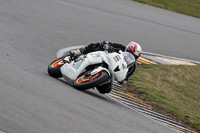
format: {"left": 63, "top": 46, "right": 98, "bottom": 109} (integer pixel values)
{"left": 45, "top": 73, "right": 120, "bottom": 104}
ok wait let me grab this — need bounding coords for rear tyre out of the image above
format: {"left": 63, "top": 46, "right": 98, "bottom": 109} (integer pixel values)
{"left": 73, "top": 71, "right": 109, "bottom": 90}
{"left": 47, "top": 57, "right": 64, "bottom": 78}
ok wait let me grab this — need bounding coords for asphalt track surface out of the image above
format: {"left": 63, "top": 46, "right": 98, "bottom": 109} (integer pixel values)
{"left": 0, "top": 0, "right": 199, "bottom": 133}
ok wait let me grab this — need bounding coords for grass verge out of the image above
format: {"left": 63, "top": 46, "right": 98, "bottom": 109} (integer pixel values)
{"left": 132, "top": 0, "right": 200, "bottom": 18}
{"left": 127, "top": 64, "right": 200, "bottom": 132}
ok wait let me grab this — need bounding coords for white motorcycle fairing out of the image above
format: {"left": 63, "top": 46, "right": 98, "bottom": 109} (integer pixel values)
{"left": 47, "top": 46, "right": 136, "bottom": 91}
{"left": 60, "top": 50, "right": 131, "bottom": 83}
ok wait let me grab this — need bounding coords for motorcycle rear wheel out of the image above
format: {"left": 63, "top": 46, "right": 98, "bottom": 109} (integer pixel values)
{"left": 73, "top": 71, "right": 109, "bottom": 90}
{"left": 47, "top": 57, "right": 64, "bottom": 78}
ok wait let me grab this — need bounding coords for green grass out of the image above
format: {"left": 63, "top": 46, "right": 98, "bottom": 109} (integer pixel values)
{"left": 127, "top": 64, "right": 200, "bottom": 131}
{"left": 132, "top": 0, "right": 200, "bottom": 18}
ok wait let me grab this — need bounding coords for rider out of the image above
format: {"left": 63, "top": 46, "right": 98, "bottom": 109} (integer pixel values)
{"left": 70, "top": 41, "right": 142, "bottom": 93}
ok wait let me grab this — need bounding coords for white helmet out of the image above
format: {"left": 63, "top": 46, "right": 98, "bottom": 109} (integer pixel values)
{"left": 125, "top": 41, "right": 142, "bottom": 59}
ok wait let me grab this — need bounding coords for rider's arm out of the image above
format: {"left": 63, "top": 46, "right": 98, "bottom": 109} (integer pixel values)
{"left": 109, "top": 43, "right": 126, "bottom": 51}
{"left": 80, "top": 42, "right": 126, "bottom": 54}
{"left": 83, "top": 42, "right": 116, "bottom": 53}
{"left": 70, "top": 42, "right": 124, "bottom": 57}
{"left": 81, "top": 42, "right": 102, "bottom": 54}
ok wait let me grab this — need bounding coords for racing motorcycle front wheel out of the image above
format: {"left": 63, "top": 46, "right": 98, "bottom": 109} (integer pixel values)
{"left": 47, "top": 57, "right": 64, "bottom": 78}
{"left": 73, "top": 70, "right": 109, "bottom": 90}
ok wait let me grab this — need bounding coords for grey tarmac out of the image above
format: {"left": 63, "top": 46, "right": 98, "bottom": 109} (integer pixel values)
{"left": 1, "top": 0, "right": 199, "bottom": 133}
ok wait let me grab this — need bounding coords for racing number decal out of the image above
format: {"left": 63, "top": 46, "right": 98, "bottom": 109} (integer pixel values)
{"left": 113, "top": 55, "right": 121, "bottom": 62}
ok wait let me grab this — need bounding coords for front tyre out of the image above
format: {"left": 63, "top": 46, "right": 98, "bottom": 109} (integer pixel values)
{"left": 73, "top": 71, "right": 109, "bottom": 90}
{"left": 47, "top": 57, "right": 64, "bottom": 78}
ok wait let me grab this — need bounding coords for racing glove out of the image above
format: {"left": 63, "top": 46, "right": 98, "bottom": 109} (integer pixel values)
{"left": 103, "top": 44, "right": 110, "bottom": 50}
{"left": 101, "top": 41, "right": 116, "bottom": 53}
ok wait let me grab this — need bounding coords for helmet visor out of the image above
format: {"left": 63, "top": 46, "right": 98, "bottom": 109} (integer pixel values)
{"left": 123, "top": 52, "right": 135, "bottom": 67}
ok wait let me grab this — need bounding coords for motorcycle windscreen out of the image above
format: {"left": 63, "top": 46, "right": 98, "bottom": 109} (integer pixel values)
{"left": 123, "top": 52, "right": 135, "bottom": 67}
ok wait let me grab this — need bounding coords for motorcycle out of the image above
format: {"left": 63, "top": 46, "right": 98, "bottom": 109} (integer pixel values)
{"left": 47, "top": 46, "right": 135, "bottom": 93}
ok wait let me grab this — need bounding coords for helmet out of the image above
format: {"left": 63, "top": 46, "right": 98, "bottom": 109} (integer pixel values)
{"left": 125, "top": 41, "right": 142, "bottom": 59}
